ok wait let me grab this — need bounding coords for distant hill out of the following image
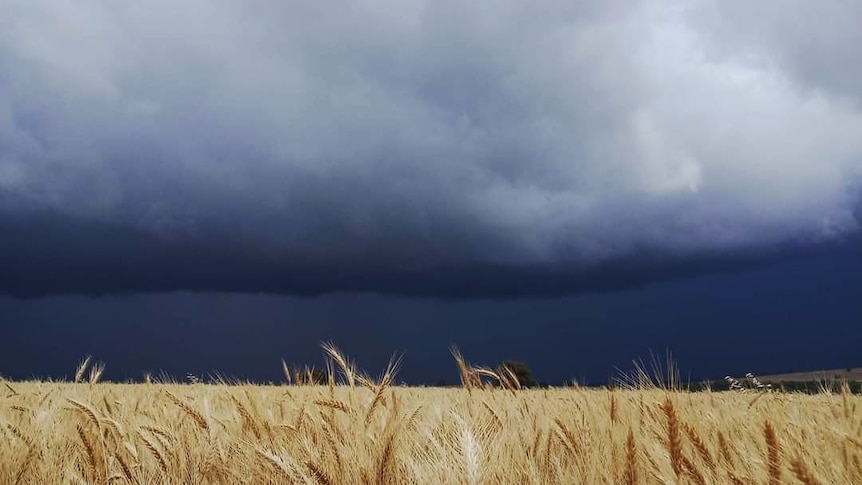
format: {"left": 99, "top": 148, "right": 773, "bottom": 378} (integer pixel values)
{"left": 754, "top": 367, "right": 862, "bottom": 383}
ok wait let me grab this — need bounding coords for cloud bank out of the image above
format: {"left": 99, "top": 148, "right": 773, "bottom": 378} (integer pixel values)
{"left": 1, "top": 0, "right": 861, "bottom": 297}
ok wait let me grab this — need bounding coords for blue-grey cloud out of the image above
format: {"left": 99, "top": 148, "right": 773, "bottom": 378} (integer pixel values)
{"left": 1, "top": 0, "right": 861, "bottom": 297}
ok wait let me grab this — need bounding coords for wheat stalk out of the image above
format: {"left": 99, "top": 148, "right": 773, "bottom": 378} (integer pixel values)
{"left": 727, "top": 471, "right": 753, "bottom": 485}
{"left": 6, "top": 424, "right": 37, "bottom": 485}
{"left": 67, "top": 398, "right": 101, "bottom": 430}
{"left": 229, "top": 394, "right": 261, "bottom": 439}
{"left": 459, "top": 425, "right": 482, "bottom": 485}
{"left": 764, "top": 420, "right": 782, "bottom": 485}
{"left": 164, "top": 391, "right": 209, "bottom": 431}
{"left": 4, "top": 381, "right": 19, "bottom": 396}
{"left": 481, "top": 400, "right": 503, "bottom": 431}
{"left": 256, "top": 448, "right": 301, "bottom": 481}
{"left": 321, "top": 342, "right": 356, "bottom": 387}
{"left": 717, "top": 430, "right": 734, "bottom": 467}
{"left": 683, "top": 422, "right": 715, "bottom": 471}
{"left": 376, "top": 429, "right": 398, "bottom": 485}
{"left": 553, "top": 417, "right": 580, "bottom": 456}
{"left": 76, "top": 425, "right": 101, "bottom": 481}
{"left": 682, "top": 455, "right": 706, "bottom": 485}
{"left": 450, "top": 346, "right": 473, "bottom": 394}
{"left": 306, "top": 460, "right": 335, "bottom": 485}
{"left": 89, "top": 361, "right": 105, "bottom": 387}
{"left": 661, "top": 398, "right": 683, "bottom": 477}
{"left": 75, "top": 356, "right": 92, "bottom": 384}
{"left": 314, "top": 399, "right": 353, "bottom": 414}
{"left": 789, "top": 454, "right": 822, "bottom": 485}
{"left": 137, "top": 430, "right": 168, "bottom": 474}
{"left": 114, "top": 451, "right": 136, "bottom": 485}
{"left": 5, "top": 424, "right": 36, "bottom": 450}
{"left": 623, "top": 428, "right": 638, "bottom": 485}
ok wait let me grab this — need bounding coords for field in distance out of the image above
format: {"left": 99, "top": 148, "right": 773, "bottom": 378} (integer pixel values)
{"left": 2, "top": 378, "right": 861, "bottom": 484}
{"left": 754, "top": 367, "right": 862, "bottom": 383}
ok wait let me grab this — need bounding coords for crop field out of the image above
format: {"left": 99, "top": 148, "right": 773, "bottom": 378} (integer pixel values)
{"left": 2, "top": 352, "right": 861, "bottom": 484}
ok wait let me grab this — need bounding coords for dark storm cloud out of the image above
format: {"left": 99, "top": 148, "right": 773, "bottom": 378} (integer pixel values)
{"left": 1, "top": 0, "right": 862, "bottom": 298}
{"left": 3, "top": 250, "right": 862, "bottom": 384}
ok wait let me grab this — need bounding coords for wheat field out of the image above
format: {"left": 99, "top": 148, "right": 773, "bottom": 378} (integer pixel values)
{"left": 2, "top": 352, "right": 861, "bottom": 484}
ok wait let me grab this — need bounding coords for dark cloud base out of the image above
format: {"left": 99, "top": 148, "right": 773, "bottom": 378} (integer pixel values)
{"left": 2, "top": 247, "right": 861, "bottom": 386}
{"left": 3, "top": 210, "right": 859, "bottom": 299}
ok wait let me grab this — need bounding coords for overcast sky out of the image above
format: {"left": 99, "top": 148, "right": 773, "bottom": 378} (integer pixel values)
{"left": 1, "top": 1, "right": 861, "bottom": 382}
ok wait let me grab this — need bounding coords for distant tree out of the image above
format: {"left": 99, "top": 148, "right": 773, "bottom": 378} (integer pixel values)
{"left": 499, "top": 360, "right": 538, "bottom": 388}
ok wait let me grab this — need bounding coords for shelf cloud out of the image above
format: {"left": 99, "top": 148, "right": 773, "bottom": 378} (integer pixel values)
{"left": 2, "top": 0, "right": 861, "bottom": 298}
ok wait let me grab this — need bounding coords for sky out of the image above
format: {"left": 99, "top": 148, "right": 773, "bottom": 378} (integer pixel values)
{"left": 1, "top": 1, "right": 861, "bottom": 384}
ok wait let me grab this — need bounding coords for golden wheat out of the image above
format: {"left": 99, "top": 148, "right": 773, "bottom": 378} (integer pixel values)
{"left": 1, "top": 355, "right": 860, "bottom": 484}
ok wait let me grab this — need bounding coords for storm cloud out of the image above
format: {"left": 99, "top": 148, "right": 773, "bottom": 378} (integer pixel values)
{"left": 2, "top": 0, "right": 862, "bottom": 298}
